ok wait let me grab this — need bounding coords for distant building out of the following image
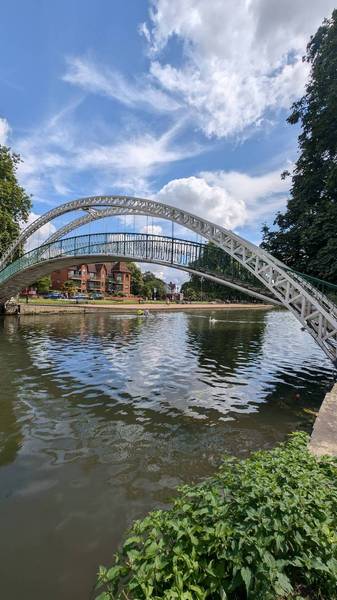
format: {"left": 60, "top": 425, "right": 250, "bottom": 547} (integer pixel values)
{"left": 50, "top": 262, "right": 131, "bottom": 296}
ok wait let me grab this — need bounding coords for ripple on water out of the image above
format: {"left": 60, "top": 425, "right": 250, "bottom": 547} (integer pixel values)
{"left": 0, "top": 309, "right": 335, "bottom": 600}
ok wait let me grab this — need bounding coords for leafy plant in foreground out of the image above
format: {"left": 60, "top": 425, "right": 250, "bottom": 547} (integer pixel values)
{"left": 95, "top": 433, "right": 337, "bottom": 599}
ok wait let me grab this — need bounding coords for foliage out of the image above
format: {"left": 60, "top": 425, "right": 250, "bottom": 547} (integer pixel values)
{"left": 128, "top": 262, "right": 144, "bottom": 296}
{"left": 34, "top": 275, "right": 51, "bottom": 294}
{"left": 181, "top": 243, "right": 263, "bottom": 303}
{"left": 182, "top": 285, "right": 199, "bottom": 301}
{"left": 142, "top": 271, "right": 166, "bottom": 300}
{"left": 181, "top": 279, "right": 255, "bottom": 303}
{"left": 95, "top": 433, "right": 337, "bottom": 600}
{"left": 0, "top": 145, "right": 31, "bottom": 257}
{"left": 262, "top": 10, "right": 337, "bottom": 282}
{"left": 61, "top": 280, "right": 78, "bottom": 294}
{"left": 124, "top": 263, "right": 167, "bottom": 298}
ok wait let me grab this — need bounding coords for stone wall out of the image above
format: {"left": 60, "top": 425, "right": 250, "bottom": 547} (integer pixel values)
{"left": 309, "top": 382, "right": 337, "bottom": 457}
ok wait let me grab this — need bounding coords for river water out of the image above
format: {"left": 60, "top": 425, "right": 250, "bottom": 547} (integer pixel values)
{"left": 0, "top": 308, "right": 334, "bottom": 599}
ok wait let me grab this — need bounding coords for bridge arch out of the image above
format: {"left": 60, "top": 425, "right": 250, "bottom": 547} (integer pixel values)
{"left": 0, "top": 236, "right": 278, "bottom": 306}
{"left": 0, "top": 195, "right": 337, "bottom": 364}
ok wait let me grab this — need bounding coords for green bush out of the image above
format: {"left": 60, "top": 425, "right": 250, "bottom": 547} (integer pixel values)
{"left": 95, "top": 433, "right": 337, "bottom": 599}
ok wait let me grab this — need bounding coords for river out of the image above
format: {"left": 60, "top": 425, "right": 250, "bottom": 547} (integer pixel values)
{"left": 0, "top": 308, "right": 334, "bottom": 599}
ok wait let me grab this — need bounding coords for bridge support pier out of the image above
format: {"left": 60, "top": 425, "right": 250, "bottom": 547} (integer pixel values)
{"left": 0, "top": 300, "right": 19, "bottom": 315}
{"left": 309, "top": 383, "right": 337, "bottom": 457}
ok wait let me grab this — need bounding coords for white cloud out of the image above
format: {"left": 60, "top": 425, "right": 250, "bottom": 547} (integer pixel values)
{"left": 0, "top": 117, "right": 10, "bottom": 145}
{"left": 156, "top": 168, "right": 289, "bottom": 231}
{"left": 23, "top": 212, "right": 57, "bottom": 251}
{"left": 201, "top": 168, "right": 289, "bottom": 223}
{"left": 63, "top": 56, "right": 180, "bottom": 113}
{"left": 15, "top": 105, "right": 198, "bottom": 198}
{"left": 73, "top": 120, "right": 196, "bottom": 174}
{"left": 141, "top": 224, "right": 164, "bottom": 235}
{"left": 156, "top": 175, "right": 247, "bottom": 230}
{"left": 143, "top": 0, "right": 335, "bottom": 137}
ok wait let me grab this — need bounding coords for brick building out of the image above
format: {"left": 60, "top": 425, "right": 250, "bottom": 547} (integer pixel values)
{"left": 51, "top": 262, "right": 131, "bottom": 296}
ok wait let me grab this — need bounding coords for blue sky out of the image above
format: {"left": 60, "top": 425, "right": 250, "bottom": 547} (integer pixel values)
{"left": 0, "top": 0, "right": 335, "bottom": 283}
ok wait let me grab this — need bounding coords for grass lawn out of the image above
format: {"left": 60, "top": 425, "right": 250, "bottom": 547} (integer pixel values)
{"left": 20, "top": 297, "right": 174, "bottom": 306}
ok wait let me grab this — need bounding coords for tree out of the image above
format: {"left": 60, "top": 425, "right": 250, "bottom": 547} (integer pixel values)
{"left": 142, "top": 271, "right": 166, "bottom": 299}
{"left": 0, "top": 146, "right": 31, "bottom": 258}
{"left": 181, "top": 276, "right": 251, "bottom": 303}
{"left": 181, "top": 241, "right": 263, "bottom": 302}
{"left": 128, "top": 262, "right": 144, "bottom": 296}
{"left": 261, "top": 10, "right": 337, "bottom": 282}
{"left": 34, "top": 275, "right": 51, "bottom": 294}
{"left": 62, "top": 280, "right": 78, "bottom": 295}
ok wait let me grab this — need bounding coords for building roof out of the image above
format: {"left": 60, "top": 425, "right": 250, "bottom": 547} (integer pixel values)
{"left": 66, "top": 262, "right": 130, "bottom": 274}
{"left": 111, "top": 261, "right": 131, "bottom": 273}
{"left": 101, "top": 262, "right": 115, "bottom": 274}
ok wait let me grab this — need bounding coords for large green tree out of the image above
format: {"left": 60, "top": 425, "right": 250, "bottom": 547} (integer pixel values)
{"left": 128, "top": 262, "right": 144, "bottom": 296}
{"left": 142, "top": 271, "right": 166, "bottom": 299}
{"left": 127, "top": 263, "right": 167, "bottom": 298}
{"left": 0, "top": 145, "right": 31, "bottom": 258}
{"left": 34, "top": 275, "right": 51, "bottom": 294}
{"left": 261, "top": 10, "right": 337, "bottom": 282}
{"left": 181, "top": 242, "right": 264, "bottom": 302}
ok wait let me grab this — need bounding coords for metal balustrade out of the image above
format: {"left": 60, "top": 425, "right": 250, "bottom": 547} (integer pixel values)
{"left": 0, "top": 233, "right": 265, "bottom": 294}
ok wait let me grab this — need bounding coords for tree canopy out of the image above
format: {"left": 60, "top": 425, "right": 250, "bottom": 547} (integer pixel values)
{"left": 142, "top": 271, "right": 166, "bottom": 299}
{"left": 125, "top": 262, "right": 167, "bottom": 299}
{"left": 181, "top": 242, "right": 264, "bottom": 303}
{"left": 128, "top": 262, "right": 144, "bottom": 296}
{"left": 0, "top": 145, "right": 31, "bottom": 258}
{"left": 261, "top": 10, "right": 337, "bottom": 283}
{"left": 34, "top": 276, "right": 51, "bottom": 294}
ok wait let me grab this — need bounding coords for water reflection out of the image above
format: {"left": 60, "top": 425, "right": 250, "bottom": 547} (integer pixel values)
{"left": 0, "top": 309, "right": 334, "bottom": 600}
{"left": 0, "top": 319, "right": 24, "bottom": 466}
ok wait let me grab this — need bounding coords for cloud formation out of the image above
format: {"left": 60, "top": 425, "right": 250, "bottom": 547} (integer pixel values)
{"left": 24, "top": 212, "right": 57, "bottom": 252}
{"left": 15, "top": 107, "right": 197, "bottom": 199}
{"left": 142, "top": 224, "right": 164, "bottom": 235}
{"left": 156, "top": 169, "right": 289, "bottom": 231}
{"left": 63, "top": 56, "right": 180, "bottom": 113}
{"left": 0, "top": 117, "right": 10, "bottom": 145}
{"left": 143, "top": 0, "right": 335, "bottom": 137}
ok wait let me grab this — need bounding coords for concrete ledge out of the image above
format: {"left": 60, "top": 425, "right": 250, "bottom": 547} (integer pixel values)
{"left": 309, "top": 382, "right": 337, "bottom": 457}
{"left": 18, "top": 302, "right": 274, "bottom": 315}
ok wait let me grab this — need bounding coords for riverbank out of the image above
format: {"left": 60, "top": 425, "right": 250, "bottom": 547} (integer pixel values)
{"left": 309, "top": 382, "right": 337, "bottom": 457}
{"left": 18, "top": 301, "right": 275, "bottom": 314}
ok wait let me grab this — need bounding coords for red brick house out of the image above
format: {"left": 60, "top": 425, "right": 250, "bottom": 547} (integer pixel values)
{"left": 51, "top": 262, "right": 131, "bottom": 296}
{"left": 109, "top": 262, "right": 131, "bottom": 296}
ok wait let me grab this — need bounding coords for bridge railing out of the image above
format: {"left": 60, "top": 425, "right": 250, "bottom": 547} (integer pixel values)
{"left": 1, "top": 232, "right": 335, "bottom": 309}
{"left": 0, "top": 233, "right": 207, "bottom": 285}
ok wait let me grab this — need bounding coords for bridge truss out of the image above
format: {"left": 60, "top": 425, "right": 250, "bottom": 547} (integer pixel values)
{"left": 0, "top": 195, "right": 337, "bottom": 365}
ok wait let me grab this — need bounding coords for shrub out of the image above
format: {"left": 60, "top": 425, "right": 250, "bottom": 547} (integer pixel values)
{"left": 95, "top": 433, "right": 337, "bottom": 599}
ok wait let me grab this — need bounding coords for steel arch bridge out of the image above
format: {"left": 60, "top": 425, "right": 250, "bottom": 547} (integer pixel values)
{"left": 0, "top": 195, "right": 337, "bottom": 366}
{"left": 0, "top": 232, "right": 279, "bottom": 306}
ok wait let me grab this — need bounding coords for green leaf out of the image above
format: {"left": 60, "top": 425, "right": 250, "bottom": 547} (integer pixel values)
{"left": 241, "top": 567, "right": 252, "bottom": 593}
{"left": 275, "top": 572, "right": 293, "bottom": 595}
{"left": 95, "top": 593, "right": 111, "bottom": 600}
